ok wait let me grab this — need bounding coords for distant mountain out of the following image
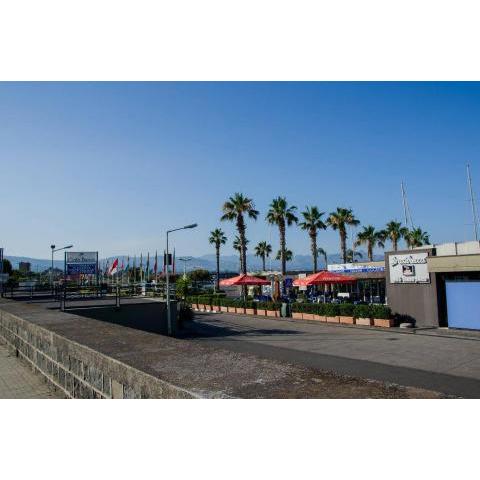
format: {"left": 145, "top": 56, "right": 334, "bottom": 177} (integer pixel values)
{"left": 6, "top": 251, "right": 384, "bottom": 273}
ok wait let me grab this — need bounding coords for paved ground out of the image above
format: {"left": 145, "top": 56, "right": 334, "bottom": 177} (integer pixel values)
{"left": 182, "top": 312, "right": 480, "bottom": 397}
{"left": 0, "top": 297, "right": 446, "bottom": 398}
{"left": 0, "top": 340, "right": 63, "bottom": 399}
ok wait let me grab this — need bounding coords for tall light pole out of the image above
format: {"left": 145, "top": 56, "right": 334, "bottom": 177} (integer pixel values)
{"left": 166, "top": 224, "right": 197, "bottom": 336}
{"left": 178, "top": 256, "right": 193, "bottom": 278}
{"left": 51, "top": 244, "right": 73, "bottom": 291}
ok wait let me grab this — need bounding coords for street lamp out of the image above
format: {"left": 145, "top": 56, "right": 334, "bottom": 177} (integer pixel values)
{"left": 51, "top": 244, "right": 73, "bottom": 291}
{"left": 178, "top": 256, "right": 193, "bottom": 278}
{"left": 166, "top": 224, "right": 197, "bottom": 336}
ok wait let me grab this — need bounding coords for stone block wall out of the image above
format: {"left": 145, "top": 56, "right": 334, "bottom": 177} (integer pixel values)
{"left": 0, "top": 308, "right": 197, "bottom": 399}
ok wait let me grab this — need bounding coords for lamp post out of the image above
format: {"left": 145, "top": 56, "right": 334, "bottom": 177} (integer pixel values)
{"left": 50, "top": 244, "right": 73, "bottom": 292}
{"left": 166, "top": 224, "right": 197, "bottom": 336}
{"left": 178, "top": 256, "right": 193, "bottom": 278}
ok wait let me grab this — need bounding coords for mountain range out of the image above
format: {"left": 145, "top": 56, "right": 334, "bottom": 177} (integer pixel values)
{"left": 6, "top": 251, "right": 384, "bottom": 273}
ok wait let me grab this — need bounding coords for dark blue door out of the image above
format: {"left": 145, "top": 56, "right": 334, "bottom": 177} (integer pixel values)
{"left": 446, "top": 281, "right": 480, "bottom": 330}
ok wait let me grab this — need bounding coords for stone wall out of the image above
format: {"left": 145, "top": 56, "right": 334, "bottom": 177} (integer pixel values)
{"left": 0, "top": 308, "right": 197, "bottom": 399}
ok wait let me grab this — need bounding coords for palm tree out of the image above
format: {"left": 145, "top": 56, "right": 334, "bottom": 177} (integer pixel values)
{"left": 221, "top": 193, "right": 258, "bottom": 276}
{"left": 266, "top": 196, "right": 298, "bottom": 276}
{"left": 355, "top": 225, "right": 385, "bottom": 262}
{"left": 209, "top": 228, "right": 227, "bottom": 291}
{"left": 345, "top": 249, "right": 363, "bottom": 262}
{"left": 327, "top": 207, "right": 360, "bottom": 263}
{"left": 275, "top": 249, "right": 293, "bottom": 263}
{"left": 254, "top": 241, "right": 272, "bottom": 272}
{"left": 299, "top": 206, "right": 327, "bottom": 273}
{"left": 383, "top": 221, "right": 409, "bottom": 251}
{"left": 317, "top": 247, "right": 328, "bottom": 270}
{"left": 405, "top": 227, "right": 430, "bottom": 249}
{"left": 233, "top": 236, "right": 249, "bottom": 273}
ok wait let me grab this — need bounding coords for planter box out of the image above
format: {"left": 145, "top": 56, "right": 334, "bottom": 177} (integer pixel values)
{"left": 313, "top": 314, "right": 326, "bottom": 322}
{"left": 374, "top": 318, "right": 395, "bottom": 328}
{"left": 256, "top": 309, "right": 267, "bottom": 316}
{"left": 266, "top": 310, "right": 278, "bottom": 318}
{"left": 302, "top": 313, "right": 315, "bottom": 321}
{"left": 198, "top": 304, "right": 205, "bottom": 311}
{"left": 355, "top": 317, "right": 373, "bottom": 326}
{"left": 212, "top": 305, "right": 221, "bottom": 312}
{"left": 326, "top": 316, "right": 340, "bottom": 323}
{"left": 235, "top": 307, "right": 246, "bottom": 314}
{"left": 292, "top": 312, "right": 303, "bottom": 320}
{"left": 339, "top": 316, "right": 355, "bottom": 325}
{"left": 245, "top": 308, "right": 256, "bottom": 315}
{"left": 227, "top": 306, "right": 236, "bottom": 313}
{"left": 220, "top": 306, "right": 228, "bottom": 313}
{"left": 191, "top": 303, "right": 198, "bottom": 310}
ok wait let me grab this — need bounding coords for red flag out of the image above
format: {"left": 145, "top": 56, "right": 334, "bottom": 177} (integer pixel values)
{"left": 109, "top": 258, "right": 119, "bottom": 275}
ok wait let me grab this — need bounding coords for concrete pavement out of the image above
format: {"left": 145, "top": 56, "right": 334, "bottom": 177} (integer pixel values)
{"left": 183, "top": 312, "right": 480, "bottom": 397}
{"left": 0, "top": 340, "right": 63, "bottom": 399}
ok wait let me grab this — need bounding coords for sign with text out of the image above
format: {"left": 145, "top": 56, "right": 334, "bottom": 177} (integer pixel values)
{"left": 328, "top": 263, "right": 385, "bottom": 274}
{"left": 389, "top": 252, "right": 429, "bottom": 284}
{"left": 65, "top": 251, "right": 98, "bottom": 275}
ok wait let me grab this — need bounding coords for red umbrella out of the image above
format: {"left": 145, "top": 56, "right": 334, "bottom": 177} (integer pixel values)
{"left": 293, "top": 270, "right": 356, "bottom": 286}
{"left": 219, "top": 274, "right": 270, "bottom": 287}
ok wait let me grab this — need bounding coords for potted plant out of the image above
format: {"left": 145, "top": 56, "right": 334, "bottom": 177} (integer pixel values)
{"left": 354, "top": 304, "right": 373, "bottom": 326}
{"left": 245, "top": 301, "right": 256, "bottom": 315}
{"left": 264, "top": 301, "right": 281, "bottom": 318}
{"left": 219, "top": 298, "right": 229, "bottom": 313}
{"left": 325, "top": 303, "right": 340, "bottom": 323}
{"left": 372, "top": 305, "right": 394, "bottom": 327}
{"left": 339, "top": 303, "right": 355, "bottom": 324}
{"left": 313, "top": 303, "right": 326, "bottom": 321}
{"left": 291, "top": 303, "right": 304, "bottom": 320}
{"left": 235, "top": 300, "right": 246, "bottom": 315}
{"left": 256, "top": 301, "right": 267, "bottom": 316}
{"left": 302, "top": 304, "right": 316, "bottom": 321}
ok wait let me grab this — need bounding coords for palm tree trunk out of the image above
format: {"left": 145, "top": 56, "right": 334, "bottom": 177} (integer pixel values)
{"left": 262, "top": 255, "right": 266, "bottom": 272}
{"left": 340, "top": 229, "right": 347, "bottom": 263}
{"left": 279, "top": 222, "right": 286, "bottom": 276}
{"left": 310, "top": 230, "right": 317, "bottom": 273}
{"left": 216, "top": 245, "right": 220, "bottom": 291}
{"left": 368, "top": 243, "right": 373, "bottom": 262}
{"left": 393, "top": 237, "right": 398, "bottom": 251}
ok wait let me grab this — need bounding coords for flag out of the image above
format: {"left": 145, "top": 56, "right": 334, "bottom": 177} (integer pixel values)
{"left": 163, "top": 250, "right": 166, "bottom": 274}
{"left": 154, "top": 250, "right": 158, "bottom": 276}
{"left": 173, "top": 248, "right": 176, "bottom": 275}
{"left": 109, "top": 258, "right": 119, "bottom": 275}
{"left": 121, "top": 258, "right": 124, "bottom": 271}
{"left": 146, "top": 252, "right": 150, "bottom": 280}
{"left": 125, "top": 256, "right": 130, "bottom": 272}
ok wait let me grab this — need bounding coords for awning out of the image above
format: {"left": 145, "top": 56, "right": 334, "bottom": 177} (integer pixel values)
{"left": 219, "top": 274, "right": 270, "bottom": 286}
{"left": 293, "top": 271, "right": 357, "bottom": 286}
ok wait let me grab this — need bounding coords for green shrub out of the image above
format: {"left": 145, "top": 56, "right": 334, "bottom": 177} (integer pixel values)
{"left": 339, "top": 303, "right": 355, "bottom": 317}
{"left": 324, "top": 304, "right": 340, "bottom": 317}
{"left": 371, "top": 304, "right": 391, "bottom": 319}
{"left": 354, "top": 304, "right": 372, "bottom": 319}
{"left": 256, "top": 301, "right": 281, "bottom": 311}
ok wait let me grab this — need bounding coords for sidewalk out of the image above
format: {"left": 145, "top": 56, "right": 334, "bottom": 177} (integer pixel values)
{"left": 0, "top": 340, "right": 63, "bottom": 399}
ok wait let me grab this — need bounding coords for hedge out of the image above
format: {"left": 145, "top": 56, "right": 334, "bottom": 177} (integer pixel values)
{"left": 339, "top": 303, "right": 355, "bottom": 317}
{"left": 291, "top": 302, "right": 392, "bottom": 320}
{"left": 256, "top": 301, "right": 282, "bottom": 311}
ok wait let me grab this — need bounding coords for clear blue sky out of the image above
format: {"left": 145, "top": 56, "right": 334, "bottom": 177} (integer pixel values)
{"left": 1, "top": 82, "right": 480, "bottom": 260}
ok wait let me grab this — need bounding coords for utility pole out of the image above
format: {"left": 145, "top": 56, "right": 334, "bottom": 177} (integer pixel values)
{"left": 467, "top": 164, "right": 479, "bottom": 241}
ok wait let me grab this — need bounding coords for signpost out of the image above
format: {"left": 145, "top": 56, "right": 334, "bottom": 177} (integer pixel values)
{"left": 65, "top": 252, "right": 98, "bottom": 276}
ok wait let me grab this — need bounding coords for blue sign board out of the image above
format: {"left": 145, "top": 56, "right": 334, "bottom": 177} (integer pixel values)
{"left": 66, "top": 263, "right": 97, "bottom": 275}
{"left": 65, "top": 251, "right": 98, "bottom": 276}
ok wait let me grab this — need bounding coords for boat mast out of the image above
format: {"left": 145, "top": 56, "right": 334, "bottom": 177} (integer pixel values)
{"left": 467, "top": 164, "right": 479, "bottom": 241}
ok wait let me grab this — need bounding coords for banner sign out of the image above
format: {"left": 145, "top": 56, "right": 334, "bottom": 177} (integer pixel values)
{"left": 328, "top": 263, "right": 385, "bottom": 274}
{"left": 65, "top": 251, "right": 98, "bottom": 275}
{"left": 388, "top": 252, "right": 430, "bottom": 284}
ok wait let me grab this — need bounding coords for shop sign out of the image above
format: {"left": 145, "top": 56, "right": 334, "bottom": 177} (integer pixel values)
{"left": 328, "top": 263, "right": 385, "bottom": 273}
{"left": 65, "top": 251, "right": 98, "bottom": 275}
{"left": 389, "top": 252, "right": 430, "bottom": 284}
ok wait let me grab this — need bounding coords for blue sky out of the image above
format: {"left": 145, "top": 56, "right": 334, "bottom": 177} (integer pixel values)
{"left": 1, "top": 82, "right": 480, "bottom": 260}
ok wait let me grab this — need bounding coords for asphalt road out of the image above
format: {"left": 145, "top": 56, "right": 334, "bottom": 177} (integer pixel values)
{"left": 183, "top": 312, "right": 480, "bottom": 398}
